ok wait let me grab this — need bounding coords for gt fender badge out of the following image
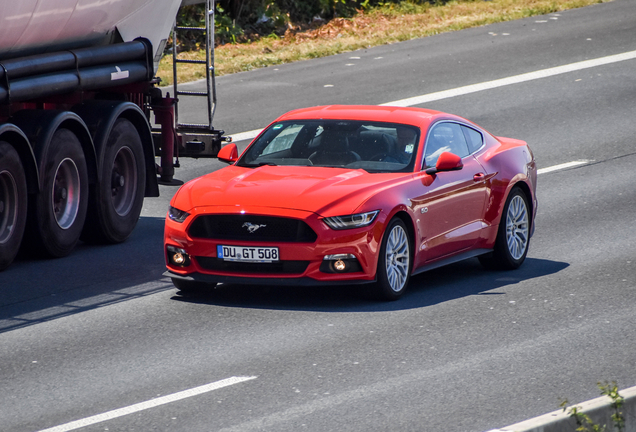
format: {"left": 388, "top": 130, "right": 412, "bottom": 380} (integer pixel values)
{"left": 243, "top": 222, "right": 266, "bottom": 233}
{"left": 421, "top": 207, "right": 428, "bottom": 214}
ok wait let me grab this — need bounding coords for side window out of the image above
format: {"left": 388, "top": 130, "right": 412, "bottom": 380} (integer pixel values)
{"left": 461, "top": 125, "right": 484, "bottom": 154}
{"left": 424, "top": 122, "right": 470, "bottom": 168}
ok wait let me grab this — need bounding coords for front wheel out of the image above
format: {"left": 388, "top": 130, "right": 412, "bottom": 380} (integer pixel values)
{"left": 374, "top": 218, "right": 412, "bottom": 301}
{"left": 479, "top": 187, "right": 530, "bottom": 270}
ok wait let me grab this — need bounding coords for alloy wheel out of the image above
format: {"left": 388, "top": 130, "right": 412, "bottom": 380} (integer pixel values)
{"left": 505, "top": 194, "right": 529, "bottom": 260}
{"left": 385, "top": 224, "right": 410, "bottom": 292}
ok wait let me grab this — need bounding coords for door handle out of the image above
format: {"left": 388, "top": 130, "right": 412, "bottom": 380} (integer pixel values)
{"left": 473, "top": 173, "right": 486, "bottom": 181}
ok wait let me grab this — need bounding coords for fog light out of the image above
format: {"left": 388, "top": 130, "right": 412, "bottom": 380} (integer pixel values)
{"left": 320, "top": 254, "right": 362, "bottom": 274}
{"left": 334, "top": 259, "right": 346, "bottom": 271}
{"left": 167, "top": 245, "right": 191, "bottom": 267}
{"left": 173, "top": 252, "right": 186, "bottom": 265}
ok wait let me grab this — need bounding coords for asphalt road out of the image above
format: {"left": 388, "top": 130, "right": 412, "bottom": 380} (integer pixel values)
{"left": 1, "top": 1, "right": 635, "bottom": 431}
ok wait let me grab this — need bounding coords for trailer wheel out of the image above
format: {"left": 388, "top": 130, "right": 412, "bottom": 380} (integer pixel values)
{"left": 28, "top": 129, "right": 88, "bottom": 257}
{"left": 0, "top": 141, "right": 27, "bottom": 271}
{"left": 82, "top": 119, "right": 145, "bottom": 244}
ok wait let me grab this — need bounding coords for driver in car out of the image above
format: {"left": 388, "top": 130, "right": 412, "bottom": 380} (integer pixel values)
{"left": 384, "top": 127, "right": 416, "bottom": 164}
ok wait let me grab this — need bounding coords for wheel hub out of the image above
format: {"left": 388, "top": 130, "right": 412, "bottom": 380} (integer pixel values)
{"left": 111, "top": 146, "right": 136, "bottom": 216}
{"left": 112, "top": 172, "right": 125, "bottom": 190}
{"left": 55, "top": 186, "right": 68, "bottom": 201}
{"left": 52, "top": 158, "right": 81, "bottom": 230}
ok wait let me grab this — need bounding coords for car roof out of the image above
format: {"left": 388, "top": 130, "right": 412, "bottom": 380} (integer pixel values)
{"left": 275, "top": 105, "right": 445, "bottom": 126}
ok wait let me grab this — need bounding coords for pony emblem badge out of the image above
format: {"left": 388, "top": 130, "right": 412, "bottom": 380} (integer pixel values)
{"left": 242, "top": 222, "right": 266, "bottom": 233}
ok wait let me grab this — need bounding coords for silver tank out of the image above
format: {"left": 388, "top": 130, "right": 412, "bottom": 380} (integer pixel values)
{"left": 0, "top": 0, "right": 185, "bottom": 67}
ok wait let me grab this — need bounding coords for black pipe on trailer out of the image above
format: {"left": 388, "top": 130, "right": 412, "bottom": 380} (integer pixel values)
{"left": 0, "top": 39, "right": 153, "bottom": 104}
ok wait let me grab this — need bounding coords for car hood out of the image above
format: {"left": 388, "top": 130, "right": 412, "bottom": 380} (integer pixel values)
{"left": 173, "top": 165, "right": 408, "bottom": 217}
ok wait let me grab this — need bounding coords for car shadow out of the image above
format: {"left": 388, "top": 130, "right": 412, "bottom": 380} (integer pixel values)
{"left": 170, "top": 257, "right": 569, "bottom": 312}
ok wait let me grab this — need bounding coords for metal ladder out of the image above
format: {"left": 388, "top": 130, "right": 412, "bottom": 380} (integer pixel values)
{"left": 172, "top": 0, "right": 217, "bottom": 133}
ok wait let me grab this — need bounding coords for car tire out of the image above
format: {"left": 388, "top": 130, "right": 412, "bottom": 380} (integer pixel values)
{"left": 374, "top": 217, "right": 412, "bottom": 301}
{"left": 479, "top": 187, "right": 530, "bottom": 270}
{"left": 172, "top": 278, "right": 217, "bottom": 294}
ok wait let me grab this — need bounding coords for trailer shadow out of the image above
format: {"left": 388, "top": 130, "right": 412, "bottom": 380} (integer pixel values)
{"left": 0, "top": 216, "right": 171, "bottom": 334}
{"left": 170, "top": 257, "right": 569, "bottom": 313}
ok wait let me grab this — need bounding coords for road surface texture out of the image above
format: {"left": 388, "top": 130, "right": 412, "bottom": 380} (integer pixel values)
{"left": 1, "top": 1, "right": 635, "bottom": 431}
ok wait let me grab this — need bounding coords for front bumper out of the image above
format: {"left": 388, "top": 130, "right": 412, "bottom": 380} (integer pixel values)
{"left": 164, "top": 206, "right": 385, "bottom": 285}
{"left": 164, "top": 270, "right": 376, "bottom": 287}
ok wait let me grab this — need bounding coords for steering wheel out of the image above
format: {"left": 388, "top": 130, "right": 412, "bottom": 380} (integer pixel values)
{"left": 369, "top": 153, "right": 389, "bottom": 162}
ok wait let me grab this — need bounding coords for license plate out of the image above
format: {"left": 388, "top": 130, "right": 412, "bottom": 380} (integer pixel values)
{"left": 217, "top": 245, "right": 279, "bottom": 262}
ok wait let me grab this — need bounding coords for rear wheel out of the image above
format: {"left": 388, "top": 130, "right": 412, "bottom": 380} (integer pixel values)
{"left": 0, "top": 142, "right": 27, "bottom": 271}
{"left": 374, "top": 218, "right": 412, "bottom": 301}
{"left": 479, "top": 187, "right": 530, "bottom": 270}
{"left": 82, "top": 119, "right": 145, "bottom": 243}
{"left": 26, "top": 129, "right": 88, "bottom": 257}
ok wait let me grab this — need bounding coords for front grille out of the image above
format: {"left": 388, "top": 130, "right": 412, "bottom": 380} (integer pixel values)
{"left": 188, "top": 215, "right": 317, "bottom": 242}
{"left": 195, "top": 257, "right": 310, "bottom": 274}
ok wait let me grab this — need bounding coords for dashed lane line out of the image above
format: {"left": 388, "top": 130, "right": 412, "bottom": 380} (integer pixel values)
{"left": 37, "top": 376, "right": 257, "bottom": 432}
{"left": 537, "top": 160, "right": 589, "bottom": 175}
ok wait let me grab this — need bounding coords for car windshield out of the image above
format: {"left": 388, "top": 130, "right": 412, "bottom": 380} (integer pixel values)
{"left": 237, "top": 120, "right": 420, "bottom": 173}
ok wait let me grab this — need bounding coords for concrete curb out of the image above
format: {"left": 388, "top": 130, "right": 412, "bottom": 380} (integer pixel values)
{"left": 487, "top": 385, "right": 636, "bottom": 432}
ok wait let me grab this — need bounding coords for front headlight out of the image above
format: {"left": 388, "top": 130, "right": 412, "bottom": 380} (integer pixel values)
{"left": 323, "top": 210, "right": 379, "bottom": 230}
{"left": 168, "top": 206, "right": 190, "bottom": 223}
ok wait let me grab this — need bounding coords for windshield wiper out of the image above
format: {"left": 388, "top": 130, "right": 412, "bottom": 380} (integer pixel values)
{"left": 241, "top": 161, "right": 278, "bottom": 167}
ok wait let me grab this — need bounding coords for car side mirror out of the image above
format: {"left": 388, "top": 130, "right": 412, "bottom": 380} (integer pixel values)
{"left": 217, "top": 143, "right": 238, "bottom": 164}
{"left": 425, "top": 151, "right": 463, "bottom": 175}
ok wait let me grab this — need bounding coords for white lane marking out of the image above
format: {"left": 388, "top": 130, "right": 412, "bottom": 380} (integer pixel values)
{"left": 230, "top": 129, "right": 262, "bottom": 142}
{"left": 226, "top": 50, "right": 636, "bottom": 141}
{"left": 37, "top": 376, "right": 257, "bottom": 432}
{"left": 380, "top": 50, "right": 636, "bottom": 107}
{"left": 537, "top": 160, "right": 589, "bottom": 174}
{"left": 489, "top": 385, "right": 636, "bottom": 432}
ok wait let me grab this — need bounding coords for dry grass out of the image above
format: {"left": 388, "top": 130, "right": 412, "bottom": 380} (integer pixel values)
{"left": 157, "top": 0, "right": 607, "bottom": 86}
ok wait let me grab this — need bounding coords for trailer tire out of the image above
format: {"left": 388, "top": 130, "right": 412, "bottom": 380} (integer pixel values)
{"left": 0, "top": 141, "right": 28, "bottom": 271}
{"left": 27, "top": 128, "right": 88, "bottom": 258}
{"left": 82, "top": 119, "right": 145, "bottom": 244}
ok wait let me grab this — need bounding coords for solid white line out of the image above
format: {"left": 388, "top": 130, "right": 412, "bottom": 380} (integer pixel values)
{"left": 537, "top": 160, "right": 589, "bottom": 175}
{"left": 37, "top": 376, "right": 257, "bottom": 432}
{"left": 380, "top": 50, "right": 636, "bottom": 107}
{"left": 227, "top": 50, "right": 636, "bottom": 141}
{"left": 489, "top": 385, "right": 636, "bottom": 432}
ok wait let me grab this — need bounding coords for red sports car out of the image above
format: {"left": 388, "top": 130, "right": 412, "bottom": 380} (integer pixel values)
{"left": 164, "top": 105, "right": 537, "bottom": 300}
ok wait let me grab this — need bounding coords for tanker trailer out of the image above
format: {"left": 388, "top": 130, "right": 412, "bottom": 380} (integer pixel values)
{"left": 0, "top": 0, "right": 224, "bottom": 271}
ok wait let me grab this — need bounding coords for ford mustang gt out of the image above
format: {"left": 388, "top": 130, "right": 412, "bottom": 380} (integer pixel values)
{"left": 164, "top": 105, "right": 537, "bottom": 300}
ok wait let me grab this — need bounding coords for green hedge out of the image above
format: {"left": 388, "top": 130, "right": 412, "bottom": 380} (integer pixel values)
{"left": 178, "top": 0, "right": 441, "bottom": 46}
